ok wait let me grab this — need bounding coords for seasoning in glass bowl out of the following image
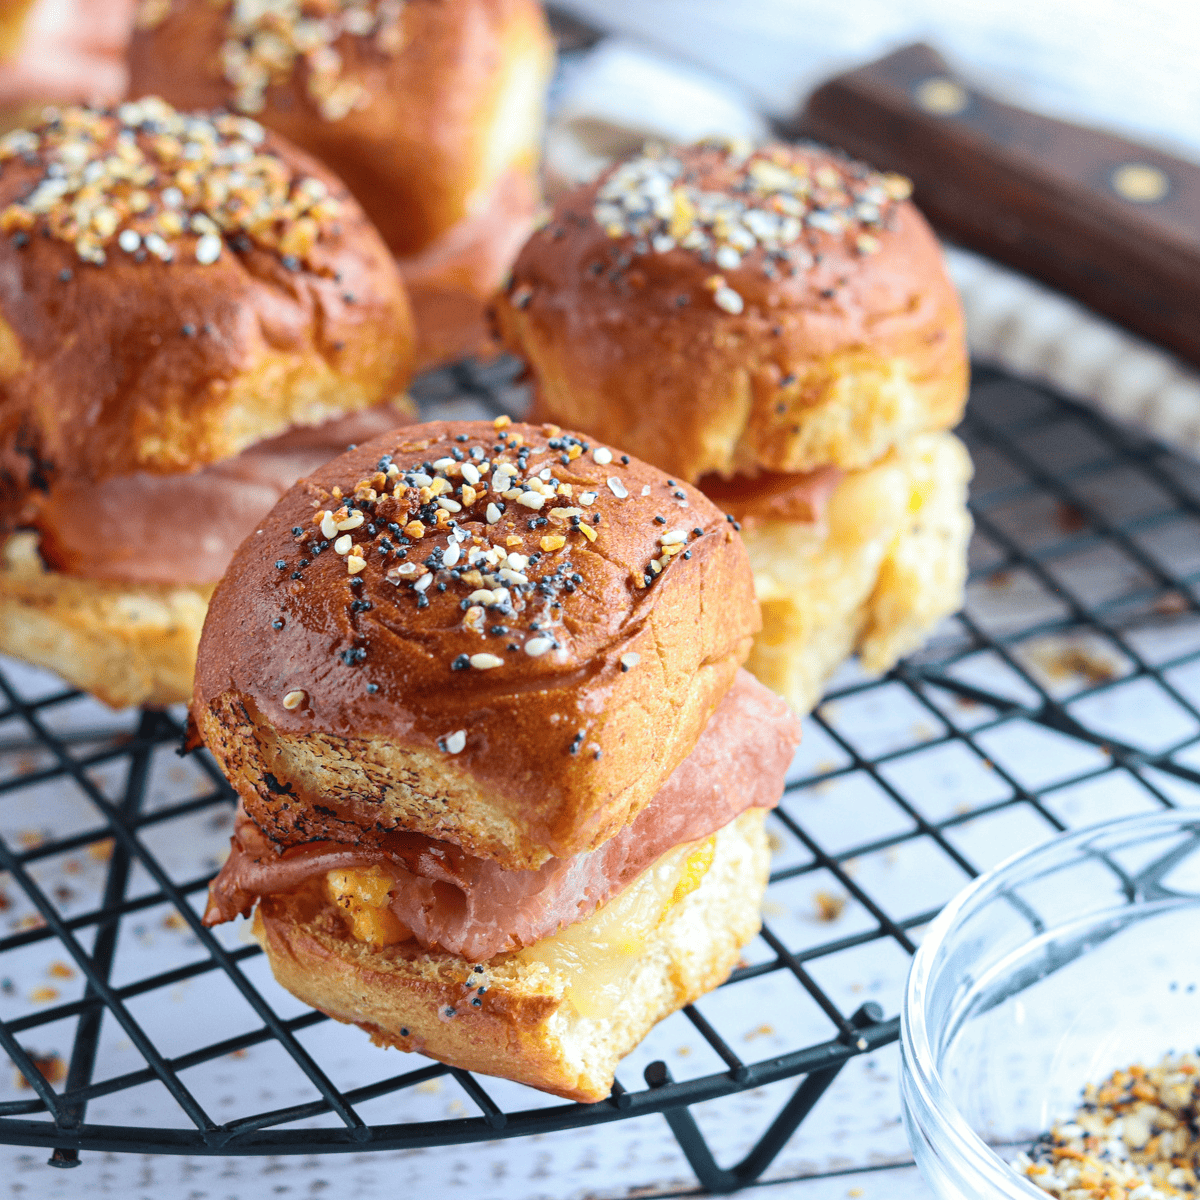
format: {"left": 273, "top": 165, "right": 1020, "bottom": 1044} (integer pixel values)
{"left": 1013, "top": 1053, "right": 1200, "bottom": 1197}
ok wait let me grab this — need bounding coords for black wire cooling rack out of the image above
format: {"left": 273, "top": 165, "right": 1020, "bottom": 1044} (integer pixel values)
{"left": 2, "top": 358, "right": 1200, "bottom": 1195}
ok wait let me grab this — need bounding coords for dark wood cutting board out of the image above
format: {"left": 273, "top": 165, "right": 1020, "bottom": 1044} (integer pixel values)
{"left": 789, "top": 43, "right": 1200, "bottom": 370}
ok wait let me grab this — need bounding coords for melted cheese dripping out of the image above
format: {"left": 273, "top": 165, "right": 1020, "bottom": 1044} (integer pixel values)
{"left": 516, "top": 836, "right": 716, "bottom": 1019}
{"left": 323, "top": 836, "right": 717, "bottom": 1019}
{"left": 325, "top": 864, "right": 410, "bottom": 946}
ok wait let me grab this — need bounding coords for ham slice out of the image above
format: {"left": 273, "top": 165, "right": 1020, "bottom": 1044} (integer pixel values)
{"left": 397, "top": 166, "right": 539, "bottom": 371}
{"left": 205, "top": 669, "right": 801, "bottom": 960}
{"left": 32, "top": 405, "right": 412, "bottom": 585}
{"left": 699, "top": 465, "right": 844, "bottom": 529}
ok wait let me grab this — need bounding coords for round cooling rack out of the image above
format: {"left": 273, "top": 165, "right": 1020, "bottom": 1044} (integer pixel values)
{"left": 2, "top": 357, "right": 1200, "bottom": 1195}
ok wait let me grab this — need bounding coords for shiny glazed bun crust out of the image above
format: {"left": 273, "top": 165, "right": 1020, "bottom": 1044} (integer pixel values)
{"left": 494, "top": 139, "right": 969, "bottom": 483}
{"left": 0, "top": 98, "right": 413, "bottom": 522}
{"left": 127, "top": 0, "right": 554, "bottom": 256}
{"left": 193, "top": 419, "right": 759, "bottom": 871}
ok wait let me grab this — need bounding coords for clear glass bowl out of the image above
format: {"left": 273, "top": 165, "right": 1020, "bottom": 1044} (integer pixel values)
{"left": 901, "top": 809, "right": 1200, "bottom": 1198}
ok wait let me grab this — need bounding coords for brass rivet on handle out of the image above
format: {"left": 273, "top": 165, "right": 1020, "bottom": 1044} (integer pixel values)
{"left": 1110, "top": 163, "right": 1170, "bottom": 203}
{"left": 913, "top": 77, "right": 969, "bottom": 116}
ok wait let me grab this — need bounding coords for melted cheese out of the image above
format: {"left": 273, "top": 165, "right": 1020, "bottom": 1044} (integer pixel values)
{"left": 324, "top": 836, "right": 716, "bottom": 1017}
{"left": 516, "top": 837, "right": 716, "bottom": 1019}
{"left": 325, "top": 865, "right": 410, "bottom": 947}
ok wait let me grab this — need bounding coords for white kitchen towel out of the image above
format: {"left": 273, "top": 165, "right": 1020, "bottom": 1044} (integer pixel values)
{"left": 546, "top": 5, "right": 1200, "bottom": 457}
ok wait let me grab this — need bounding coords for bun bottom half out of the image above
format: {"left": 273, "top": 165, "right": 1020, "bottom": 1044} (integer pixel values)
{"left": 251, "top": 808, "right": 770, "bottom": 1103}
{"left": 745, "top": 431, "right": 972, "bottom": 714}
{"left": 0, "top": 532, "right": 210, "bottom": 708}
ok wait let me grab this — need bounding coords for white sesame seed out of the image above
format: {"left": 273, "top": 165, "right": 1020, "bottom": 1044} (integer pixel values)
{"left": 620, "top": 652, "right": 641, "bottom": 670}
{"left": 441, "top": 729, "right": 466, "bottom": 755}
{"left": 319, "top": 511, "right": 338, "bottom": 540}
{"left": 652, "top": 234, "right": 676, "bottom": 253}
{"left": 117, "top": 229, "right": 140, "bottom": 252}
{"left": 516, "top": 492, "right": 545, "bottom": 509}
{"left": 579, "top": 492, "right": 597, "bottom": 505}
{"left": 335, "top": 511, "right": 365, "bottom": 531}
{"left": 485, "top": 503, "right": 502, "bottom": 524}
{"left": 470, "top": 653, "right": 504, "bottom": 670}
{"left": 607, "top": 477, "right": 628, "bottom": 499}
{"left": 506, "top": 553, "right": 529, "bottom": 571}
{"left": 195, "top": 232, "right": 222, "bottom": 264}
{"left": 144, "top": 232, "right": 172, "bottom": 261}
{"left": 333, "top": 534, "right": 353, "bottom": 554}
{"left": 461, "top": 463, "right": 480, "bottom": 486}
{"left": 442, "top": 542, "right": 460, "bottom": 568}
{"left": 592, "top": 447, "right": 613, "bottom": 465}
{"left": 433, "top": 458, "right": 456, "bottom": 470}
{"left": 715, "top": 245, "right": 741, "bottom": 270}
{"left": 660, "top": 530, "right": 687, "bottom": 545}
{"left": 467, "top": 589, "right": 496, "bottom": 604}
{"left": 437, "top": 497, "right": 462, "bottom": 512}
{"left": 282, "top": 689, "right": 306, "bottom": 709}
{"left": 524, "top": 637, "right": 554, "bottom": 657}
{"left": 538, "top": 468, "right": 553, "bottom": 481}
{"left": 714, "top": 286, "right": 744, "bottom": 314}
{"left": 389, "top": 563, "right": 417, "bottom": 579}
{"left": 414, "top": 573, "right": 432, "bottom": 592}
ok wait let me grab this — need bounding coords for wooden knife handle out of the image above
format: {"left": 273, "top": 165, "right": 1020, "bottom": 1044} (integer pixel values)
{"left": 791, "top": 43, "right": 1200, "bottom": 369}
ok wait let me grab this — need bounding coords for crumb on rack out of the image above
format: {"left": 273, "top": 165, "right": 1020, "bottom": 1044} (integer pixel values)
{"left": 14, "top": 1049, "right": 66, "bottom": 1090}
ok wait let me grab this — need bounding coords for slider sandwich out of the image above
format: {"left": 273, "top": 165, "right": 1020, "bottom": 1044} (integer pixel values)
{"left": 0, "top": 97, "right": 415, "bottom": 707}
{"left": 195, "top": 417, "right": 801, "bottom": 1101}
{"left": 128, "top": 0, "right": 556, "bottom": 370}
{"left": 494, "top": 139, "right": 974, "bottom": 713}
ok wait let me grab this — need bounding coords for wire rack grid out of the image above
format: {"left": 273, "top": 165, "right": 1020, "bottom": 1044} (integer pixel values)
{"left": 1, "top": 360, "right": 1199, "bottom": 1194}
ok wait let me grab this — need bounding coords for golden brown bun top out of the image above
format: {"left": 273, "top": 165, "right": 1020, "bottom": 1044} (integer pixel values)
{"left": 0, "top": 97, "right": 412, "bottom": 499}
{"left": 194, "top": 417, "right": 758, "bottom": 776}
{"left": 495, "top": 138, "right": 967, "bottom": 481}
{"left": 127, "top": 0, "right": 554, "bottom": 255}
{"left": 511, "top": 137, "right": 919, "bottom": 330}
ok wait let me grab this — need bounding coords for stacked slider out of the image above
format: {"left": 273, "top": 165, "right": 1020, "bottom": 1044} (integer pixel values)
{"left": 0, "top": 96, "right": 415, "bottom": 707}
{"left": 127, "top": 0, "right": 555, "bottom": 370}
{"left": 494, "top": 139, "right": 974, "bottom": 713}
{"left": 194, "top": 417, "right": 802, "bottom": 1101}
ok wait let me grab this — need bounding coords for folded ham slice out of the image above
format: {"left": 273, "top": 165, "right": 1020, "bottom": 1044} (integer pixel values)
{"left": 32, "top": 404, "right": 412, "bottom": 585}
{"left": 205, "top": 669, "right": 801, "bottom": 960}
{"left": 699, "top": 465, "right": 843, "bottom": 529}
